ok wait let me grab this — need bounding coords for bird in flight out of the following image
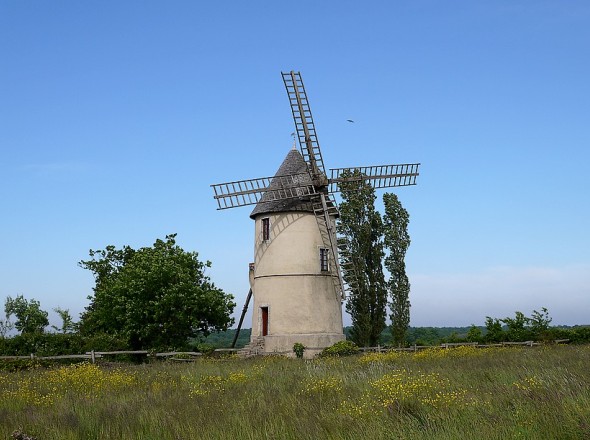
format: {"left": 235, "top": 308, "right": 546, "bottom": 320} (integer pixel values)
{"left": 346, "top": 119, "right": 355, "bottom": 123}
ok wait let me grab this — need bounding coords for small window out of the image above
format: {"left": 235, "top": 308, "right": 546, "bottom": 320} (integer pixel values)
{"left": 320, "top": 248, "right": 329, "bottom": 272}
{"left": 262, "top": 218, "right": 270, "bottom": 241}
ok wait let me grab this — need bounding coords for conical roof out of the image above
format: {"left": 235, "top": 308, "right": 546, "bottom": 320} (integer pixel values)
{"left": 250, "top": 148, "right": 315, "bottom": 219}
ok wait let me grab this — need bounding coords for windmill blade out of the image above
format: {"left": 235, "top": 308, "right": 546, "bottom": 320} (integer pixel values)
{"left": 329, "top": 163, "right": 420, "bottom": 192}
{"left": 310, "top": 192, "right": 346, "bottom": 300}
{"left": 282, "top": 71, "right": 328, "bottom": 185}
{"left": 211, "top": 173, "right": 317, "bottom": 210}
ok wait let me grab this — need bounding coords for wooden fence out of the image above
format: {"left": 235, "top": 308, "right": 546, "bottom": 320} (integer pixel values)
{"left": 0, "top": 339, "right": 570, "bottom": 362}
{"left": 358, "top": 339, "right": 570, "bottom": 353}
{"left": 0, "top": 348, "right": 239, "bottom": 363}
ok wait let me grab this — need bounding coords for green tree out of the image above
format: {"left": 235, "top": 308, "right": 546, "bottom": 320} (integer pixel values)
{"left": 529, "top": 307, "right": 552, "bottom": 340}
{"left": 466, "top": 324, "right": 483, "bottom": 343}
{"left": 502, "top": 311, "right": 531, "bottom": 341}
{"left": 79, "top": 234, "right": 236, "bottom": 349}
{"left": 484, "top": 317, "right": 504, "bottom": 342}
{"left": 4, "top": 295, "right": 49, "bottom": 334}
{"left": 383, "top": 193, "right": 411, "bottom": 347}
{"left": 405, "top": 327, "right": 441, "bottom": 346}
{"left": 337, "top": 170, "right": 387, "bottom": 347}
{"left": 0, "top": 317, "right": 14, "bottom": 337}
{"left": 51, "top": 307, "right": 76, "bottom": 334}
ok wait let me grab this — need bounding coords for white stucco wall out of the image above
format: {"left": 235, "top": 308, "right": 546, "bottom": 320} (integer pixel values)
{"left": 250, "top": 210, "right": 344, "bottom": 356}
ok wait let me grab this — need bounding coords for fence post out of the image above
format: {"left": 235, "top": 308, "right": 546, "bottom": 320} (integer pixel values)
{"left": 91, "top": 350, "right": 95, "bottom": 364}
{"left": 30, "top": 353, "right": 34, "bottom": 360}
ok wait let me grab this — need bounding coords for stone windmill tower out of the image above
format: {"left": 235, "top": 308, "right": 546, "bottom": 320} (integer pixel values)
{"left": 212, "top": 72, "right": 420, "bottom": 357}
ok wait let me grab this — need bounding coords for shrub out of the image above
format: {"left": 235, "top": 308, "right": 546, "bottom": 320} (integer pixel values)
{"left": 293, "top": 342, "right": 305, "bottom": 358}
{"left": 320, "top": 340, "right": 359, "bottom": 357}
{"left": 466, "top": 325, "right": 483, "bottom": 343}
{"left": 571, "top": 326, "right": 590, "bottom": 343}
{"left": 195, "top": 343, "right": 215, "bottom": 356}
{"left": 0, "top": 333, "right": 129, "bottom": 357}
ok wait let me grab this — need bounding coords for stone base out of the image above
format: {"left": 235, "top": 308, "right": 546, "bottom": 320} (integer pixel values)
{"left": 260, "top": 332, "right": 345, "bottom": 358}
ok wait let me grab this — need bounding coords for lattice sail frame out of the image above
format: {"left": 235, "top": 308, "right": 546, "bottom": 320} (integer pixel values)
{"left": 210, "top": 71, "right": 420, "bottom": 300}
{"left": 282, "top": 71, "right": 330, "bottom": 186}
{"left": 212, "top": 173, "right": 316, "bottom": 210}
{"left": 329, "top": 163, "right": 420, "bottom": 192}
{"left": 211, "top": 162, "right": 420, "bottom": 210}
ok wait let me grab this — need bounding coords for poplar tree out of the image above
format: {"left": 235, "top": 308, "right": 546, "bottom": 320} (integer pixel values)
{"left": 383, "top": 193, "right": 411, "bottom": 346}
{"left": 337, "top": 170, "right": 387, "bottom": 347}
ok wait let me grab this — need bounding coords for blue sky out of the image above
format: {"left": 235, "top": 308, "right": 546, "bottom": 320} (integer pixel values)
{"left": 1, "top": 1, "right": 588, "bottom": 329}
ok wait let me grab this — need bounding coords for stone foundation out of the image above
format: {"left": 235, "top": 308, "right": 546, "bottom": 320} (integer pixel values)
{"left": 260, "top": 332, "right": 345, "bottom": 358}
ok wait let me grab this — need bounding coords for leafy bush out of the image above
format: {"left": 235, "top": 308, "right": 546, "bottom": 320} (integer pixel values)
{"left": 293, "top": 342, "right": 305, "bottom": 358}
{"left": 466, "top": 325, "right": 483, "bottom": 343}
{"left": 195, "top": 343, "right": 215, "bottom": 356}
{"left": 320, "top": 340, "right": 359, "bottom": 357}
{"left": 551, "top": 326, "right": 590, "bottom": 344}
{"left": 0, "top": 333, "right": 128, "bottom": 357}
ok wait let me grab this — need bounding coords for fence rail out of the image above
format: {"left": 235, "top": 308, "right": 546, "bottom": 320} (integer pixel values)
{"left": 0, "top": 340, "right": 570, "bottom": 362}
{"left": 0, "top": 354, "right": 94, "bottom": 360}
{"left": 358, "top": 339, "right": 569, "bottom": 352}
{"left": 0, "top": 348, "right": 238, "bottom": 363}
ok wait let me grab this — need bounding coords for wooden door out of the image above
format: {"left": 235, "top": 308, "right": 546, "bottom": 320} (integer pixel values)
{"left": 261, "top": 307, "right": 269, "bottom": 336}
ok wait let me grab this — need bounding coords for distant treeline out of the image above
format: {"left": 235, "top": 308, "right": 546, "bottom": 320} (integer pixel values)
{"left": 2, "top": 324, "right": 588, "bottom": 360}
{"left": 202, "top": 324, "right": 590, "bottom": 348}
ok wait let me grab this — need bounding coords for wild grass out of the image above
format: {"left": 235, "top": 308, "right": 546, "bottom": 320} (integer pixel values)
{"left": 1, "top": 345, "right": 589, "bottom": 439}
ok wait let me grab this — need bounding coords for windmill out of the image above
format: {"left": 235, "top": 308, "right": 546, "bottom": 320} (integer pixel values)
{"left": 211, "top": 71, "right": 420, "bottom": 356}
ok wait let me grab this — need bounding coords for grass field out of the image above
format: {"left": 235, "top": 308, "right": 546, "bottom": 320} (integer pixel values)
{"left": 1, "top": 345, "right": 589, "bottom": 439}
